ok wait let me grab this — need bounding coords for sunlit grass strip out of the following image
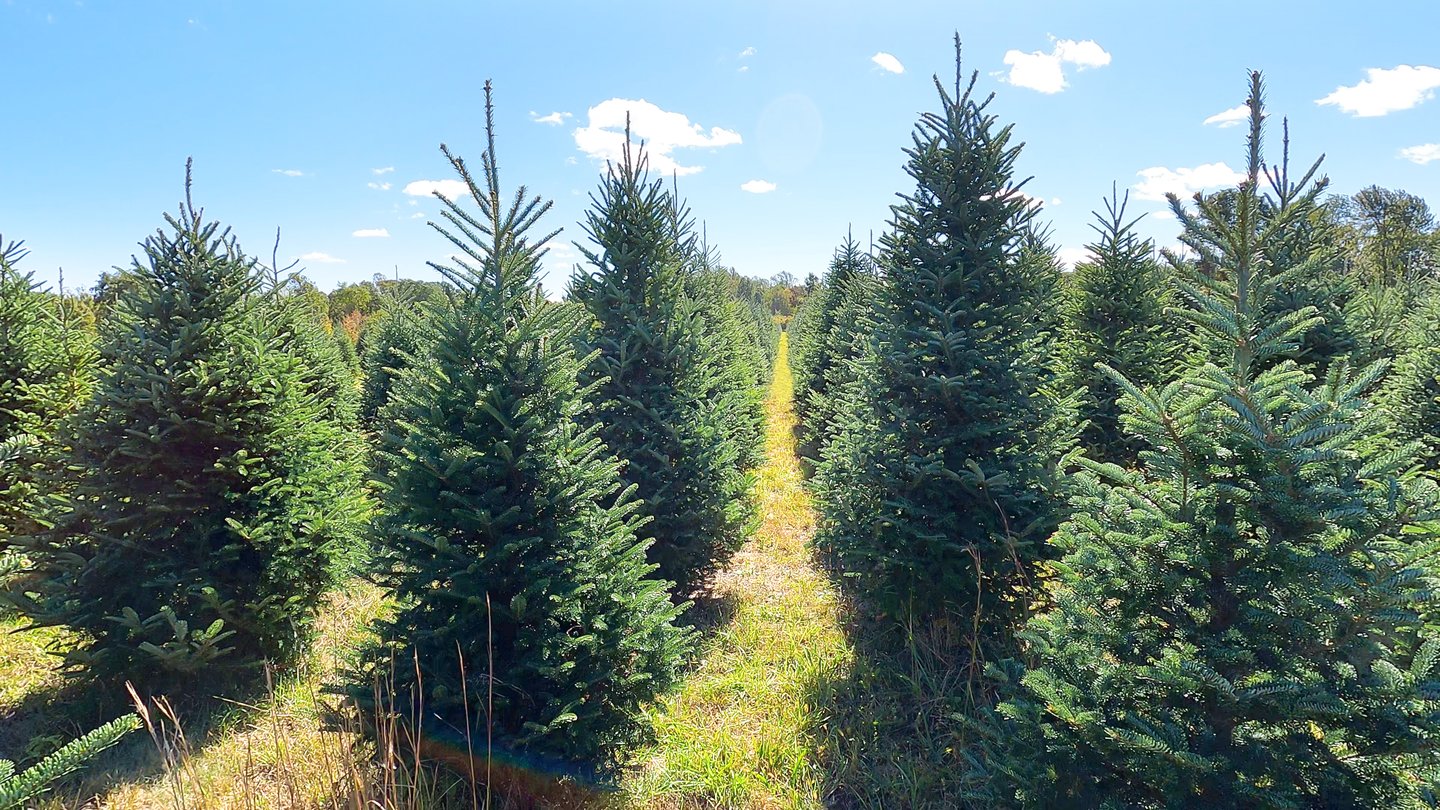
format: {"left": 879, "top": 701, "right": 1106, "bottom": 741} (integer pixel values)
{"left": 625, "top": 332, "right": 852, "bottom": 810}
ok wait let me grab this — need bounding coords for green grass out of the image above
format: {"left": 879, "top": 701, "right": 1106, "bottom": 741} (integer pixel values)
{"left": 622, "top": 333, "right": 853, "bottom": 810}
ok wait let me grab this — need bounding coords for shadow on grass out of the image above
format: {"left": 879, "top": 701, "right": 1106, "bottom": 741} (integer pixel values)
{"left": 0, "top": 658, "right": 330, "bottom": 806}
{"left": 801, "top": 585, "right": 1009, "bottom": 809}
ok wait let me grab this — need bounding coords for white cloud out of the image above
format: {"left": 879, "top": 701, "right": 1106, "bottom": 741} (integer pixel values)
{"left": 1400, "top": 143, "right": 1440, "bottom": 164}
{"left": 739, "top": 46, "right": 756, "bottom": 58}
{"left": 1316, "top": 65, "right": 1440, "bottom": 117}
{"left": 367, "top": 181, "right": 392, "bottom": 191}
{"left": 300, "top": 251, "right": 345, "bottom": 264}
{"left": 352, "top": 228, "right": 390, "bottom": 238}
{"left": 1203, "top": 104, "right": 1249, "bottom": 128}
{"left": 1057, "top": 246, "right": 1090, "bottom": 271}
{"left": 871, "top": 52, "right": 904, "bottom": 74}
{"left": 740, "top": 179, "right": 777, "bottom": 193}
{"left": 403, "top": 179, "right": 472, "bottom": 201}
{"left": 1050, "top": 197, "right": 1062, "bottom": 206}
{"left": 738, "top": 65, "right": 750, "bottom": 73}
{"left": 541, "top": 240, "right": 581, "bottom": 267}
{"left": 1151, "top": 209, "right": 1177, "bottom": 220}
{"left": 573, "top": 98, "right": 742, "bottom": 176}
{"left": 410, "top": 212, "right": 426, "bottom": 219}
{"left": 1001, "top": 37, "right": 1111, "bottom": 94}
{"left": 1133, "top": 162, "right": 1246, "bottom": 202}
{"left": 372, "top": 166, "right": 395, "bottom": 175}
{"left": 530, "top": 110, "right": 573, "bottom": 126}
{"left": 271, "top": 168, "right": 304, "bottom": 177}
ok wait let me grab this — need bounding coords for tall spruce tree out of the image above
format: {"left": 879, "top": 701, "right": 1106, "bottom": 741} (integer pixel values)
{"left": 790, "top": 233, "right": 877, "bottom": 461}
{"left": 680, "top": 249, "right": 770, "bottom": 472}
{"left": 3, "top": 166, "right": 364, "bottom": 684}
{"left": 0, "top": 238, "right": 56, "bottom": 543}
{"left": 569, "top": 137, "right": 751, "bottom": 597}
{"left": 1002, "top": 75, "right": 1440, "bottom": 808}
{"left": 361, "top": 84, "right": 691, "bottom": 769}
{"left": 1058, "top": 188, "right": 1178, "bottom": 467}
{"left": 815, "top": 40, "right": 1061, "bottom": 636}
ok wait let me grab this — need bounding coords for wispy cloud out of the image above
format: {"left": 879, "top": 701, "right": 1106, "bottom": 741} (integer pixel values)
{"left": 367, "top": 181, "right": 392, "bottom": 191}
{"left": 300, "top": 251, "right": 345, "bottom": 264}
{"left": 740, "top": 179, "right": 777, "bottom": 194}
{"left": 403, "top": 179, "right": 472, "bottom": 201}
{"left": 1133, "top": 162, "right": 1245, "bottom": 201}
{"left": 739, "top": 46, "right": 756, "bottom": 58}
{"left": 1001, "top": 37, "right": 1110, "bottom": 94}
{"left": 871, "top": 52, "right": 904, "bottom": 74}
{"left": 352, "top": 228, "right": 390, "bottom": 238}
{"left": 1317, "top": 65, "right": 1440, "bottom": 117}
{"left": 271, "top": 168, "right": 304, "bottom": 177}
{"left": 1203, "top": 104, "right": 1248, "bottom": 128}
{"left": 1401, "top": 143, "right": 1440, "bottom": 164}
{"left": 372, "top": 166, "right": 395, "bottom": 175}
{"left": 530, "top": 110, "right": 573, "bottom": 126}
{"left": 573, "top": 98, "right": 741, "bottom": 176}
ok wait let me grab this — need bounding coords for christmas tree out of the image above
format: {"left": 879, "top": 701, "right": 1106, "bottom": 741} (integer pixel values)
{"left": 362, "top": 84, "right": 692, "bottom": 768}
{"left": 5, "top": 164, "right": 364, "bottom": 685}
{"left": 1002, "top": 74, "right": 1440, "bottom": 808}
{"left": 570, "top": 135, "right": 751, "bottom": 596}
{"left": 816, "top": 40, "right": 1061, "bottom": 639}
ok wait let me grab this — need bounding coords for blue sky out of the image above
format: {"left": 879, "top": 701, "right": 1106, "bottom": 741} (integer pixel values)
{"left": 3, "top": 1, "right": 1438, "bottom": 295}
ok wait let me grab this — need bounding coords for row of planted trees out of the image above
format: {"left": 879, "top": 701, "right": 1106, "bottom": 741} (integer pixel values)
{"left": 790, "top": 44, "right": 1440, "bottom": 807}
{"left": 0, "top": 81, "right": 777, "bottom": 792}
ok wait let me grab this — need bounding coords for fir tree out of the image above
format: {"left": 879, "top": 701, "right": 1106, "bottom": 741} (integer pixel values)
{"left": 358, "top": 300, "right": 431, "bottom": 427}
{"left": 361, "top": 84, "right": 692, "bottom": 769}
{"left": 4, "top": 164, "right": 364, "bottom": 685}
{"left": 790, "top": 233, "right": 877, "bottom": 461}
{"left": 815, "top": 40, "right": 1061, "bottom": 635}
{"left": 0, "top": 238, "right": 55, "bottom": 543}
{"left": 0, "top": 714, "right": 139, "bottom": 809}
{"left": 1377, "top": 287, "right": 1440, "bottom": 466}
{"left": 1002, "top": 74, "right": 1440, "bottom": 808}
{"left": 569, "top": 136, "right": 752, "bottom": 596}
{"left": 680, "top": 250, "right": 770, "bottom": 472}
{"left": 1057, "top": 187, "right": 1178, "bottom": 467}
{"left": 0, "top": 240, "right": 96, "bottom": 569}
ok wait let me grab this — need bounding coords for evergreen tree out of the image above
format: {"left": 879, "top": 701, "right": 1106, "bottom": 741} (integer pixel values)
{"left": 361, "top": 84, "right": 692, "bottom": 769}
{"left": 680, "top": 252, "right": 770, "bottom": 471}
{"left": 0, "top": 238, "right": 55, "bottom": 543}
{"left": 1377, "top": 286, "right": 1440, "bottom": 466}
{"left": 1, "top": 241, "right": 96, "bottom": 570}
{"left": 1002, "top": 75, "right": 1440, "bottom": 808}
{"left": 358, "top": 301, "right": 431, "bottom": 427}
{"left": 4, "top": 165, "right": 364, "bottom": 685}
{"left": 815, "top": 41, "right": 1061, "bottom": 635}
{"left": 569, "top": 137, "right": 751, "bottom": 596}
{"left": 1057, "top": 187, "right": 1178, "bottom": 467}
{"left": 790, "top": 234, "right": 877, "bottom": 461}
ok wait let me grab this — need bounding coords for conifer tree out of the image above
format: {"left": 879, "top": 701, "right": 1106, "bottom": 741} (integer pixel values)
{"left": 362, "top": 84, "right": 691, "bottom": 768}
{"left": 358, "top": 301, "right": 430, "bottom": 426}
{"left": 1378, "top": 287, "right": 1440, "bottom": 466}
{"left": 681, "top": 251, "right": 770, "bottom": 471}
{"left": 0, "top": 238, "right": 55, "bottom": 543}
{"left": 1, "top": 240, "right": 96, "bottom": 566}
{"left": 1057, "top": 188, "right": 1178, "bottom": 467}
{"left": 569, "top": 137, "right": 751, "bottom": 596}
{"left": 815, "top": 40, "right": 1061, "bottom": 634}
{"left": 4, "top": 166, "right": 363, "bottom": 684}
{"left": 1002, "top": 75, "right": 1440, "bottom": 808}
{"left": 790, "top": 234, "right": 877, "bottom": 461}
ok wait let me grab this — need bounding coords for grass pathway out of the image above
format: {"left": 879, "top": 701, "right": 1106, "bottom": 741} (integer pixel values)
{"left": 624, "top": 333, "right": 852, "bottom": 810}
